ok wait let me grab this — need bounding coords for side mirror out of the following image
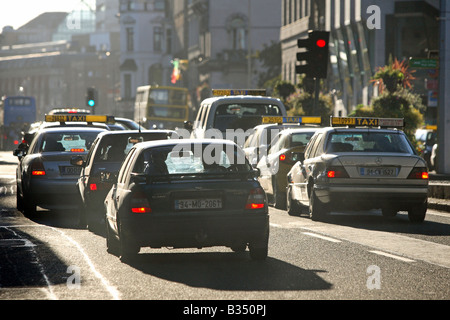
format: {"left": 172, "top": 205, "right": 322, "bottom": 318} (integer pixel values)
{"left": 70, "top": 155, "right": 85, "bottom": 167}
{"left": 101, "top": 171, "right": 117, "bottom": 183}
{"left": 291, "top": 152, "right": 304, "bottom": 163}
{"left": 252, "top": 167, "right": 261, "bottom": 178}
{"left": 183, "top": 120, "right": 193, "bottom": 132}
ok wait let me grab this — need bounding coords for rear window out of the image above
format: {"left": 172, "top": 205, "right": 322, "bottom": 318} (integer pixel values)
{"left": 94, "top": 133, "right": 171, "bottom": 162}
{"left": 326, "top": 132, "right": 414, "bottom": 154}
{"left": 40, "top": 131, "right": 101, "bottom": 153}
{"left": 133, "top": 144, "right": 252, "bottom": 175}
{"left": 214, "top": 103, "right": 282, "bottom": 132}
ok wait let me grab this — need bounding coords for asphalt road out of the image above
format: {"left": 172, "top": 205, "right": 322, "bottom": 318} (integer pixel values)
{"left": 0, "top": 151, "right": 449, "bottom": 309}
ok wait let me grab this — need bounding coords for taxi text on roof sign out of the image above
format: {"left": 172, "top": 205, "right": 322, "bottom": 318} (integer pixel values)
{"left": 262, "top": 116, "right": 322, "bottom": 125}
{"left": 212, "top": 89, "right": 266, "bottom": 96}
{"left": 330, "top": 116, "right": 404, "bottom": 128}
{"left": 45, "top": 114, "right": 115, "bottom": 124}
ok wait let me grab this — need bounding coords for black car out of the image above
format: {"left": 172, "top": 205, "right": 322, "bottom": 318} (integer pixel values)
{"left": 103, "top": 139, "right": 269, "bottom": 262}
{"left": 71, "top": 129, "right": 177, "bottom": 230}
{"left": 15, "top": 126, "right": 108, "bottom": 217}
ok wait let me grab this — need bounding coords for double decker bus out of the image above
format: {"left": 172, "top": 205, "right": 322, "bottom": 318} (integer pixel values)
{"left": 1, "top": 96, "right": 36, "bottom": 150}
{"left": 134, "top": 85, "right": 189, "bottom": 130}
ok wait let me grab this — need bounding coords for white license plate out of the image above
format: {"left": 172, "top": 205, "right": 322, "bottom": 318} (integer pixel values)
{"left": 359, "top": 167, "right": 397, "bottom": 177}
{"left": 175, "top": 199, "right": 222, "bottom": 210}
{"left": 60, "top": 166, "right": 82, "bottom": 175}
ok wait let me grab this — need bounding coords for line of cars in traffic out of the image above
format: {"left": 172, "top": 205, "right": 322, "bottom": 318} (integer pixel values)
{"left": 13, "top": 92, "right": 430, "bottom": 262}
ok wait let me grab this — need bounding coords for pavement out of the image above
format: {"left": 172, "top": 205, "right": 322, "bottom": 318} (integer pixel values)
{"left": 428, "top": 172, "right": 450, "bottom": 212}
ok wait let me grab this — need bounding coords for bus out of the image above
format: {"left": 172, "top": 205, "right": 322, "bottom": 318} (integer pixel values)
{"left": 1, "top": 96, "right": 36, "bottom": 150}
{"left": 134, "top": 85, "right": 189, "bottom": 130}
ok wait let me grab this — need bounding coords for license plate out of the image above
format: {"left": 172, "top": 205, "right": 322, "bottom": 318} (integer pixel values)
{"left": 359, "top": 167, "right": 397, "bottom": 177}
{"left": 175, "top": 199, "right": 222, "bottom": 210}
{"left": 60, "top": 166, "right": 82, "bottom": 176}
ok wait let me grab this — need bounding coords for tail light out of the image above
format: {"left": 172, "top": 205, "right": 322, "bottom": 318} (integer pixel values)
{"left": 408, "top": 167, "right": 429, "bottom": 179}
{"left": 245, "top": 187, "right": 266, "bottom": 210}
{"left": 131, "top": 191, "right": 151, "bottom": 213}
{"left": 326, "top": 166, "right": 349, "bottom": 178}
{"left": 71, "top": 148, "right": 85, "bottom": 152}
{"left": 31, "top": 158, "right": 46, "bottom": 176}
{"left": 279, "top": 153, "right": 298, "bottom": 165}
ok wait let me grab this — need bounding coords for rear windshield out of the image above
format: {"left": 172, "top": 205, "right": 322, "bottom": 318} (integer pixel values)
{"left": 326, "top": 131, "right": 414, "bottom": 154}
{"left": 94, "top": 133, "right": 171, "bottom": 162}
{"left": 214, "top": 103, "right": 282, "bottom": 132}
{"left": 132, "top": 144, "right": 252, "bottom": 175}
{"left": 40, "top": 131, "right": 102, "bottom": 153}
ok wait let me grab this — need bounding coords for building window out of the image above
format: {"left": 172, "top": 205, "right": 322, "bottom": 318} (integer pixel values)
{"left": 166, "top": 29, "right": 172, "bottom": 54}
{"left": 126, "top": 27, "right": 134, "bottom": 52}
{"left": 154, "top": 0, "right": 165, "bottom": 11}
{"left": 124, "top": 74, "right": 132, "bottom": 99}
{"left": 153, "top": 26, "right": 163, "bottom": 51}
{"left": 227, "top": 16, "right": 247, "bottom": 50}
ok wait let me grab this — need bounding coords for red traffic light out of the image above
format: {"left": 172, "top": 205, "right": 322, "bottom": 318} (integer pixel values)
{"left": 316, "top": 39, "right": 327, "bottom": 48}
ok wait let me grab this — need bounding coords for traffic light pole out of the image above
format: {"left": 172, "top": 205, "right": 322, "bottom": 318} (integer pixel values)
{"left": 313, "top": 77, "right": 320, "bottom": 114}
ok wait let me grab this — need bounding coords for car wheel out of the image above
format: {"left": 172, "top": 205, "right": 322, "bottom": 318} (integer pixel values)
{"left": 408, "top": 200, "right": 427, "bottom": 223}
{"left": 272, "top": 177, "right": 286, "bottom": 210}
{"left": 381, "top": 207, "right": 397, "bottom": 218}
{"left": 286, "top": 186, "right": 300, "bottom": 216}
{"left": 22, "top": 194, "right": 36, "bottom": 218}
{"left": 16, "top": 188, "right": 24, "bottom": 212}
{"left": 118, "top": 221, "right": 140, "bottom": 262}
{"left": 106, "top": 220, "right": 120, "bottom": 256}
{"left": 309, "top": 188, "right": 328, "bottom": 221}
{"left": 249, "top": 228, "right": 269, "bottom": 261}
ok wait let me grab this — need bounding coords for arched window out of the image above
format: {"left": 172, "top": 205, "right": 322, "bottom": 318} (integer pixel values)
{"left": 226, "top": 14, "right": 248, "bottom": 50}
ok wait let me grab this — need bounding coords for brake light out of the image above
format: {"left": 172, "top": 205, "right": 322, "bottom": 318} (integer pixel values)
{"left": 131, "top": 191, "right": 151, "bottom": 213}
{"left": 408, "top": 167, "right": 429, "bottom": 179}
{"left": 31, "top": 159, "right": 46, "bottom": 176}
{"left": 245, "top": 187, "right": 266, "bottom": 210}
{"left": 89, "top": 183, "right": 97, "bottom": 191}
{"left": 71, "top": 148, "right": 85, "bottom": 152}
{"left": 279, "top": 154, "right": 286, "bottom": 161}
{"left": 326, "top": 166, "right": 349, "bottom": 178}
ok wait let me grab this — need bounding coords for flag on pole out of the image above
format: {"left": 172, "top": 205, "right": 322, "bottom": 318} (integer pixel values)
{"left": 171, "top": 59, "right": 180, "bottom": 84}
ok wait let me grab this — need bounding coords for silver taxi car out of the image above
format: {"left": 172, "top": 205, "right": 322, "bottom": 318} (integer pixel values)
{"left": 286, "top": 117, "right": 429, "bottom": 223}
{"left": 15, "top": 121, "right": 107, "bottom": 217}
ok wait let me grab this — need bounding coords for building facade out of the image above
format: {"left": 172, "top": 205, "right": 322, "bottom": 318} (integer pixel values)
{"left": 280, "top": 0, "right": 439, "bottom": 120}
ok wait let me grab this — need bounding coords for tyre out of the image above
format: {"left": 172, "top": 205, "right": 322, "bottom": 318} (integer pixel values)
{"left": 381, "top": 206, "right": 397, "bottom": 218}
{"left": 106, "top": 220, "right": 120, "bottom": 256}
{"left": 408, "top": 200, "right": 427, "bottom": 223}
{"left": 272, "top": 177, "right": 286, "bottom": 210}
{"left": 286, "top": 186, "right": 300, "bottom": 216}
{"left": 309, "top": 188, "right": 328, "bottom": 221}
{"left": 16, "top": 188, "right": 24, "bottom": 212}
{"left": 22, "top": 194, "right": 36, "bottom": 218}
{"left": 249, "top": 228, "right": 269, "bottom": 261}
{"left": 118, "top": 221, "right": 140, "bottom": 262}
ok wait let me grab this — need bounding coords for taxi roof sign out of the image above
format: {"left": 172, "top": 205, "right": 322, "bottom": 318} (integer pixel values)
{"left": 212, "top": 89, "right": 266, "bottom": 96}
{"left": 330, "top": 116, "right": 404, "bottom": 128}
{"left": 262, "top": 116, "right": 322, "bottom": 125}
{"left": 45, "top": 114, "right": 115, "bottom": 124}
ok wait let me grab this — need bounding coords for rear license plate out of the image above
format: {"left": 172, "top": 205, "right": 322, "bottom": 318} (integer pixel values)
{"left": 175, "top": 199, "right": 222, "bottom": 210}
{"left": 359, "top": 167, "right": 397, "bottom": 177}
{"left": 60, "top": 166, "right": 82, "bottom": 176}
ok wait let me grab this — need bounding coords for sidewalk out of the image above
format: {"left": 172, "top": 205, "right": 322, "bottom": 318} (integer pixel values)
{"left": 428, "top": 172, "right": 450, "bottom": 213}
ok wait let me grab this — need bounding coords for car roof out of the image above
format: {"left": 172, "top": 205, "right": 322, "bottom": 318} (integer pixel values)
{"left": 37, "top": 126, "right": 108, "bottom": 134}
{"left": 96, "top": 129, "right": 175, "bottom": 139}
{"left": 134, "top": 138, "right": 238, "bottom": 150}
{"left": 201, "top": 95, "right": 283, "bottom": 105}
{"left": 318, "top": 127, "right": 404, "bottom": 134}
{"left": 279, "top": 127, "right": 321, "bottom": 134}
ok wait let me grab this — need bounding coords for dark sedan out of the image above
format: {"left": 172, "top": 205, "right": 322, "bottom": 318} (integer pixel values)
{"left": 103, "top": 139, "right": 269, "bottom": 262}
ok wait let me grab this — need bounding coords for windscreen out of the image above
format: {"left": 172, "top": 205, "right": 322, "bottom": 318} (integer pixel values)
{"left": 326, "top": 131, "right": 414, "bottom": 153}
{"left": 132, "top": 144, "right": 252, "bottom": 176}
{"left": 41, "top": 131, "right": 102, "bottom": 153}
{"left": 213, "top": 103, "right": 282, "bottom": 132}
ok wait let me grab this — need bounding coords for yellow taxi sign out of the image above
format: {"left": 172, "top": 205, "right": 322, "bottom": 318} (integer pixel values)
{"left": 330, "top": 116, "right": 404, "bottom": 128}
{"left": 425, "top": 125, "right": 437, "bottom": 130}
{"left": 45, "top": 114, "right": 115, "bottom": 124}
{"left": 212, "top": 89, "right": 266, "bottom": 96}
{"left": 262, "top": 116, "right": 322, "bottom": 125}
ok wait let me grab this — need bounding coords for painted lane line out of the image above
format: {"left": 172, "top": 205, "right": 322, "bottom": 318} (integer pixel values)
{"left": 302, "top": 232, "right": 342, "bottom": 243}
{"left": 1, "top": 226, "right": 57, "bottom": 300}
{"left": 369, "top": 250, "right": 416, "bottom": 263}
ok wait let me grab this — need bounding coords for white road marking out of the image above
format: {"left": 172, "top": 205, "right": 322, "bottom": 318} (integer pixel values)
{"left": 1, "top": 224, "right": 121, "bottom": 300}
{"left": 369, "top": 250, "right": 416, "bottom": 263}
{"left": 302, "top": 232, "right": 342, "bottom": 243}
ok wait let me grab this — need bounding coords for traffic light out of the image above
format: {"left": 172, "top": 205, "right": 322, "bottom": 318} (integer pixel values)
{"left": 296, "top": 30, "right": 330, "bottom": 79}
{"left": 86, "top": 87, "right": 97, "bottom": 108}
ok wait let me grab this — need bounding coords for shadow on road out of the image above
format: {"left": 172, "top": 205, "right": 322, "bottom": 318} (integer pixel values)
{"left": 123, "top": 251, "right": 332, "bottom": 292}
